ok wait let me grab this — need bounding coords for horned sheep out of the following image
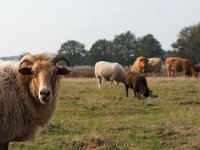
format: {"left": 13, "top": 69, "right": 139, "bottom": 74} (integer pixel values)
{"left": 95, "top": 61, "right": 127, "bottom": 89}
{"left": 0, "top": 54, "right": 72, "bottom": 150}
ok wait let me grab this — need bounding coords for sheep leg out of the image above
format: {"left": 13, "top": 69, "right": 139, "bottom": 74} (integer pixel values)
{"left": 97, "top": 77, "right": 102, "bottom": 89}
{"left": 134, "top": 91, "right": 141, "bottom": 100}
{"left": 110, "top": 80, "right": 113, "bottom": 88}
{"left": 133, "top": 90, "right": 137, "bottom": 99}
{"left": 134, "top": 92, "right": 137, "bottom": 98}
{"left": 116, "top": 81, "right": 119, "bottom": 88}
{"left": 0, "top": 142, "right": 9, "bottom": 150}
{"left": 125, "top": 84, "right": 129, "bottom": 97}
{"left": 138, "top": 94, "right": 141, "bottom": 100}
{"left": 167, "top": 70, "right": 171, "bottom": 78}
{"left": 137, "top": 92, "right": 141, "bottom": 100}
{"left": 172, "top": 71, "right": 175, "bottom": 78}
{"left": 184, "top": 71, "right": 189, "bottom": 78}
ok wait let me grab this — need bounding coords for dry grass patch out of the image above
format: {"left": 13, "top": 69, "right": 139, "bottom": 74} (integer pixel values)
{"left": 65, "top": 134, "right": 105, "bottom": 150}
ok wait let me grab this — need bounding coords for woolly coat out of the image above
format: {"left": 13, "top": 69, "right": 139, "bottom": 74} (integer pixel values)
{"left": 0, "top": 61, "right": 58, "bottom": 143}
{"left": 95, "top": 61, "right": 127, "bottom": 83}
{"left": 131, "top": 57, "right": 148, "bottom": 74}
{"left": 146, "top": 57, "right": 162, "bottom": 73}
{"left": 124, "top": 71, "right": 151, "bottom": 98}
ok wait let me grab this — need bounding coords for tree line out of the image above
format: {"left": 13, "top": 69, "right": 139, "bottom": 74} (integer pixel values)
{"left": 58, "top": 31, "right": 164, "bottom": 66}
{"left": 18, "top": 22, "right": 200, "bottom": 66}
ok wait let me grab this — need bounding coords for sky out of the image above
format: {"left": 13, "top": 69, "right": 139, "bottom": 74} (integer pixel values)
{"left": 0, "top": 0, "right": 200, "bottom": 57}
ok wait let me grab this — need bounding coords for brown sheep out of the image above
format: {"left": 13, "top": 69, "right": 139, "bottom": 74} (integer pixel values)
{"left": 124, "top": 71, "right": 152, "bottom": 99}
{"left": 0, "top": 54, "right": 72, "bottom": 150}
{"left": 131, "top": 57, "right": 149, "bottom": 74}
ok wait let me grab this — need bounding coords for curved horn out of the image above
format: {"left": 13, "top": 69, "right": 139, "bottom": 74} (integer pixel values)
{"left": 52, "top": 54, "right": 70, "bottom": 67}
{"left": 19, "top": 55, "right": 37, "bottom": 68}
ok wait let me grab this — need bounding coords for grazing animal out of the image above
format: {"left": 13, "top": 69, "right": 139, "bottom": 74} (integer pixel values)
{"left": 131, "top": 57, "right": 148, "bottom": 74}
{"left": 124, "top": 71, "right": 152, "bottom": 99}
{"left": 146, "top": 57, "right": 162, "bottom": 78}
{"left": 95, "top": 61, "right": 127, "bottom": 89}
{"left": 0, "top": 54, "right": 72, "bottom": 150}
{"left": 165, "top": 57, "right": 198, "bottom": 78}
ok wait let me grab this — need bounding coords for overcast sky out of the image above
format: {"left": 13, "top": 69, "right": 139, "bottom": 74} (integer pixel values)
{"left": 0, "top": 0, "right": 200, "bottom": 57}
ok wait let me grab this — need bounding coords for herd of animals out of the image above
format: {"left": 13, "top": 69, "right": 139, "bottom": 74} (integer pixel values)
{"left": 0, "top": 53, "right": 199, "bottom": 150}
{"left": 95, "top": 56, "right": 200, "bottom": 99}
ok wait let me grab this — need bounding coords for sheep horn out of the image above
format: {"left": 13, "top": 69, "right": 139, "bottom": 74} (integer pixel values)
{"left": 19, "top": 55, "right": 37, "bottom": 68}
{"left": 52, "top": 54, "right": 70, "bottom": 67}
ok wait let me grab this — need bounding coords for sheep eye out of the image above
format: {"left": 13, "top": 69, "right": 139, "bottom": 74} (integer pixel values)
{"left": 55, "top": 70, "right": 60, "bottom": 75}
{"left": 33, "top": 72, "right": 37, "bottom": 78}
{"left": 53, "top": 71, "right": 58, "bottom": 78}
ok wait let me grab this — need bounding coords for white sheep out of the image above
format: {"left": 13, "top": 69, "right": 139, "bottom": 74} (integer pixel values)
{"left": 146, "top": 57, "right": 162, "bottom": 78}
{"left": 95, "top": 61, "right": 127, "bottom": 89}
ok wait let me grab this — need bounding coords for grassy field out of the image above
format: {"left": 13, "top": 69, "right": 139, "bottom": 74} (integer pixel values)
{"left": 10, "top": 77, "right": 200, "bottom": 150}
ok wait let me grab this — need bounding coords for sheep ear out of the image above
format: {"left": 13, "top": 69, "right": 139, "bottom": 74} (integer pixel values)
{"left": 19, "top": 67, "right": 33, "bottom": 75}
{"left": 57, "top": 67, "right": 72, "bottom": 75}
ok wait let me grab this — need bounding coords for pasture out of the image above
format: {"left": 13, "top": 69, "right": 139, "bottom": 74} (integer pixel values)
{"left": 10, "top": 77, "right": 200, "bottom": 150}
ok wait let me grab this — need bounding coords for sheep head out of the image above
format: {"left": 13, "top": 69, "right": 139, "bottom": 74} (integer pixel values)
{"left": 18, "top": 54, "right": 72, "bottom": 104}
{"left": 138, "top": 57, "right": 148, "bottom": 74}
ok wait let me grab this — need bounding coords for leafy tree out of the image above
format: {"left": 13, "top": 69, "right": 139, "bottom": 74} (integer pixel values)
{"left": 86, "top": 39, "right": 111, "bottom": 66}
{"left": 164, "top": 49, "right": 178, "bottom": 58}
{"left": 136, "top": 34, "right": 164, "bottom": 59}
{"left": 109, "top": 31, "right": 137, "bottom": 66}
{"left": 58, "top": 40, "right": 87, "bottom": 66}
{"left": 171, "top": 22, "right": 200, "bottom": 63}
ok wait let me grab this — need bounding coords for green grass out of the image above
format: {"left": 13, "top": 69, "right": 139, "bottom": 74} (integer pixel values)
{"left": 10, "top": 77, "right": 200, "bottom": 150}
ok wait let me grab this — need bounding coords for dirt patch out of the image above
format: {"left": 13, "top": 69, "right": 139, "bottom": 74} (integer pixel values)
{"left": 180, "top": 101, "right": 200, "bottom": 105}
{"left": 66, "top": 135, "right": 105, "bottom": 150}
{"left": 144, "top": 102, "right": 158, "bottom": 106}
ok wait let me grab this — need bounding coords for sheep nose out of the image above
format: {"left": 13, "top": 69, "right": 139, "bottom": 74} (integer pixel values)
{"left": 40, "top": 89, "right": 50, "bottom": 98}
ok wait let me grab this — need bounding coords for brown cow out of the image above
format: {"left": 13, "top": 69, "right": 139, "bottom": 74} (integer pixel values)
{"left": 131, "top": 57, "right": 148, "bottom": 74}
{"left": 165, "top": 57, "right": 198, "bottom": 78}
